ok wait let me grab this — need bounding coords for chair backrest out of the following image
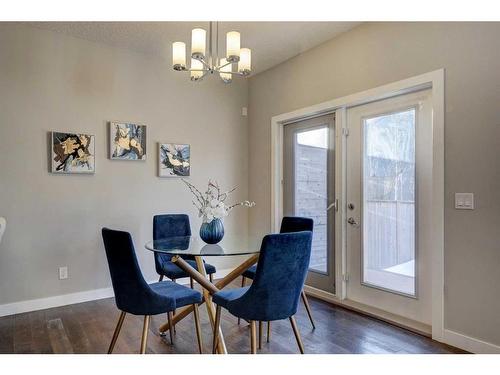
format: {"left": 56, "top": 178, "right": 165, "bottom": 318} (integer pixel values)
{"left": 153, "top": 214, "right": 192, "bottom": 273}
{"left": 229, "top": 231, "right": 312, "bottom": 321}
{"left": 153, "top": 214, "right": 191, "bottom": 239}
{"left": 0, "top": 217, "right": 6, "bottom": 244}
{"left": 102, "top": 228, "right": 151, "bottom": 314}
{"left": 280, "top": 216, "right": 314, "bottom": 234}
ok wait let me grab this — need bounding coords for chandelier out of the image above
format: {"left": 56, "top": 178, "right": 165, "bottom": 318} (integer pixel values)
{"left": 172, "top": 22, "right": 252, "bottom": 83}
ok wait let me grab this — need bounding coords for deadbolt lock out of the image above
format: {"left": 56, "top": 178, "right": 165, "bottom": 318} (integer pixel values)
{"left": 347, "top": 217, "right": 359, "bottom": 227}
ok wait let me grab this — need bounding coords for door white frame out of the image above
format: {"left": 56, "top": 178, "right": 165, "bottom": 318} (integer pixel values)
{"left": 270, "top": 69, "right": 444, "bottom": 341}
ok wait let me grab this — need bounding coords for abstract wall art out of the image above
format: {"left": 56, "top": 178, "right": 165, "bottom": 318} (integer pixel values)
{"left": 158, "top": 143, "right": 190, "bottom": 177}
{"left": 51, "top": 132, "right": 95, "bottom": 174}
{"left": 109, "top": 122, "right": 147, "bottom": 160}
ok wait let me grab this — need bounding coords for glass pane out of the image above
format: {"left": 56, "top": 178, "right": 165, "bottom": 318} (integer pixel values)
{"left": 363, "top": 109, "right": 416, "bottom": 295}
{"left": 295, "top": 127, "right": 328, "bottom": 273}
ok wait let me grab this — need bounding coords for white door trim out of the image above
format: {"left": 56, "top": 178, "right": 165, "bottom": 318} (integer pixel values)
{"left": 270, "top": 69, "right": 445, "bottom": 341}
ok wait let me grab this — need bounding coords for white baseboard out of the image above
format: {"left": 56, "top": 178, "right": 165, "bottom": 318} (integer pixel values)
{"left": 0, "top": 268, "right": 233, "bottom": 318}
{"left": 0, "top": 286, "right": 115, "bottom": 318}
{"left": 303, "top": 285, "right": 500, "bottom": 354}
{"left": 443, "top": 329, "right": 500, "bottom": 354}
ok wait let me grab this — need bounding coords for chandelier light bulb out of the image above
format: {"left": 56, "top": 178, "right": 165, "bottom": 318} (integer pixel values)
{"left": 191, "top": 28, "right": 206, "bottom": 59}
{"left": 219, "top": 58, "right": 233, "bottom": 84}
{"left": 238, "top": 48, "right": 251, "bottom": 75}
{"left": 190, "top": 58, "right": 204, "bottom": 81}
{"left": 226, "top": 31, "right": 241, "bottom": 63}
{"left": 172, "top": 42, "right": 186, "bottom": 70}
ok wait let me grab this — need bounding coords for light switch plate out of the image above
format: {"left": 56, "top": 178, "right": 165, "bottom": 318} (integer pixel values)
{"left": 455, "top": 193, "right": 474, "bottom": 210}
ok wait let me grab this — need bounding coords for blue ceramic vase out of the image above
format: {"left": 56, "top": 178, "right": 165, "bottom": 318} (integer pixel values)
{"left": 200, "top": 218, "right": 224, "bottom": 244}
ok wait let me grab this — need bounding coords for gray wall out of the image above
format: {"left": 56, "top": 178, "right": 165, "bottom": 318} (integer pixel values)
{"left": 247, "top": 22, "right": 500, "bottom": 345}
{"left": 0, "top": 24, "right": 249, "bottom": 305}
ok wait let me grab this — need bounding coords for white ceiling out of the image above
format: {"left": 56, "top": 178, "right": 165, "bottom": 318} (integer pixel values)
{"left": 26, "top": 22, "right": 360, "bottom": 74}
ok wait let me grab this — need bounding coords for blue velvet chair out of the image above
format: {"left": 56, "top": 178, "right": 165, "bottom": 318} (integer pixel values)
{"left": 212, "top": 231, "right": 312, "bottom": 354}
{"left": 239, "top": 216, "right": 316, "bottom": 340}
{"left": 102, "top": 228, "right": 204, "bottom": 354}
{"left": 153, "top": 214, "right": 216, "bottom": 286}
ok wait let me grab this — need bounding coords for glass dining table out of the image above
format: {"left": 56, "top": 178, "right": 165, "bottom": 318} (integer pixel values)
{"left": 145, "top": 235, "right": 260, "bottom": 354}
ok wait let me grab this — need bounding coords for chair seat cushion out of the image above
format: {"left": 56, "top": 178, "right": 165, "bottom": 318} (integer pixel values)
{"left": 159, "top": 259, "right": 216, "bottom": 280}
{"left": 150, "top": 281, "right": 202, "bottom": 309}
{"left": 242, "top": 265, "right": 257, "bottom": 279}
{"left": 212, "top": 286, "right": 250, "bottom": 309}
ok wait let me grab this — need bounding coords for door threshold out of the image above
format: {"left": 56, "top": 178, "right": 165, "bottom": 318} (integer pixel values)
{"left": 303, "top": 285, "right": 432, "bottom": 337}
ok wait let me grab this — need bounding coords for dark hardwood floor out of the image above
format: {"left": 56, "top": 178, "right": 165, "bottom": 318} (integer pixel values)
{"left": 0, "top": 285, "right": 465, "bottom": 354}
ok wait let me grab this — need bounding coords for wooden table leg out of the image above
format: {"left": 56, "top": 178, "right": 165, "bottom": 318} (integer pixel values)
{"left": 193, "top": 256, "right": 227, "bottom": 354}
{"left": 159, "top": 254, "right": 259, "bottom": 334}
{"left": 158, "top": 253, "right": 260, "bottom": 354}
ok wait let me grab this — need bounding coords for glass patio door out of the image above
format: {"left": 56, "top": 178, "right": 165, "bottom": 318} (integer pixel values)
{"left": 345, "top": 89, "right": 432, "bottom": 324}
{"left": 283, "top": 114, "right": 335, "bottom": 293}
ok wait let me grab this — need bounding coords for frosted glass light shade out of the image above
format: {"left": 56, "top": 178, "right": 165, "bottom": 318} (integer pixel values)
{"left": 238, "top": 48, "right": 251, "bottom": 75}
{"left": 219, "top": 58, "right": 232, "bottom": 83}
{"left": 226, "top": 31, "right": 240, "bottom": 62}
{"left": 172, "top": 42, "right": 186, "bottom": 70}
{"left": 191, "top": 28, "right": 206, "bottom": 59}
{"left": 190, "top": 58, "right": 204, "bottom": 81}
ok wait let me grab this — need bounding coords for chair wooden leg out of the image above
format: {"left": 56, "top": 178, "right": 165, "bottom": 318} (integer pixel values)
{"left": 140, "top": 315, "right": 151, "bottom": 354}
{"left": 212, "top": 305, "right": 222, "bottom": 354}
{"left": 301, "top": 290, "right": 316, "bottom": 329}
{"left": 267, "top": 321, "right": 271, "bottom": 343}
{"left": 289, "top": 316, "right": 304, "bottom": 354}
{"left": 238, "top": 276, "right": 246, "bottom": 325}
{"left": 158, "top": 275, "right": 164, "bottom": 282}
{"left": 167, "top": 312, "right": 175, "bottom": 345}
{"left": 190, "top": 277, "right": 194, "bottom": 289}
{"left": 250, "top": 321, "right": 257, "bottom": 354}
{"left": 171, "top": 279, "right": 177, "bottom": 334}
{"left": 193, "top": 304, "right": 203, "bottom": 354}
{"left": 258, "top": 321, "right": 263, "bottom": 349}
{"left": 107, "top": 311, "right": 126, "bottom": 354}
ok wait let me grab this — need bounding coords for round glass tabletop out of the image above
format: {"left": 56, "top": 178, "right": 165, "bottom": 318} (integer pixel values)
{"left": 145, "top": 235, "right": 259, "bottom": 256}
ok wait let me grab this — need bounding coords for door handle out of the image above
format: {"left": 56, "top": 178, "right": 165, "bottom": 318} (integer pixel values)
{"left": 327, "top": 199, "right": 338, "bottom": 212}
{"left": 347, "top": 217, "right": 360, "bottom": 227}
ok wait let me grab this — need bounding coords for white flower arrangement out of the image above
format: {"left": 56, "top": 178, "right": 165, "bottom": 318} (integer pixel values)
{"left": 182, "top": 179, "right": 255, "bottom": 224}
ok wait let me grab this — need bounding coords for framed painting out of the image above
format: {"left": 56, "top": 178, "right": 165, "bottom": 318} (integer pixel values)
{"left": 109, "top": 122, "right": 147, "bottom": 160}
{"left": 158, "top": 143, "right": 190, "bottom": 177}
{"left": 51, "top": 132, "right": 95, "bottom": 174}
